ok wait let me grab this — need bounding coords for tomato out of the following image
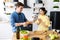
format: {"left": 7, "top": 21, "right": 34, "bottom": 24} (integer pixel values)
{"left": 24, "top": 35, "right": 28, "bottom": 38}
{"left": 23, "top": 35, "right": 28, "bottom": 40}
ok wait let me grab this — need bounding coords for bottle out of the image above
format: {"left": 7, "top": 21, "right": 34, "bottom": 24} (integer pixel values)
{"left": 16, "top": 27, "right": 20, "bottom": 39}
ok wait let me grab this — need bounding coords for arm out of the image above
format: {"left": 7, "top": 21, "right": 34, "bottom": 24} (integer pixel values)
{"left": 25, "top": 21, "right": 32, "bottom": 25}
{"left": 42, "top": 17, "right": 51, "bottom": 27}
{"left": 22, "top": 14, "right": 32, "bottom": 27}
{"left": 15, "top": 23, "right": 23, "bottom": 27}
{"left": 10, "top": 14, "right": 16, "bottom": 27}
{"left": 10, "top": 14, "right": 23, "bottom": 27}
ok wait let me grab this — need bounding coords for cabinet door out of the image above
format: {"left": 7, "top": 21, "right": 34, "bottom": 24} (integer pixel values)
{"left": 50, "top": 11, "right": 55, "bottom": 29}
{"left": 55, "top": 12, "right": 60, "bottom": 29}
{"left": 50, "top": 11, "right": 60, "bottom": 29}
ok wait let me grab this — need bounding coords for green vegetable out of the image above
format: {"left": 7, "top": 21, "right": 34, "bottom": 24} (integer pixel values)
{"left": 20, "top": 38, "right": 24, "bottom": 40}
{"left": 20, "top": 37, "right": 31, "bottom": 40}
{"left": 20, "top": 30, "right": 28, "bottom": 34}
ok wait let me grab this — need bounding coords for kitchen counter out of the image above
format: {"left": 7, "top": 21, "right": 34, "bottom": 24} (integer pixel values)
{"left": 28, "top": 31, "right": 60, "bottom": 40}
{"left": 20, "top": 30, "right": 60, "bottom": 40}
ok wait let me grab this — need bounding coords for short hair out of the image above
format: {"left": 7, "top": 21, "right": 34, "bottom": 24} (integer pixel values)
{"left": 15, "top": 2, "right": 24, "bottom": 7}
{"left": 39, "top": 7, "right": 47, "bottom": 15}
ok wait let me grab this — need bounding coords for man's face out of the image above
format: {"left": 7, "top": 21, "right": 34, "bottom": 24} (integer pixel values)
{"left": 17, "top": 6, "right": 24, "bottom": 13}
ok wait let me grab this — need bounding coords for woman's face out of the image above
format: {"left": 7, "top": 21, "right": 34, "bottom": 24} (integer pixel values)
{"left": 39, "top": 9, "right": 45, "bottom": 15}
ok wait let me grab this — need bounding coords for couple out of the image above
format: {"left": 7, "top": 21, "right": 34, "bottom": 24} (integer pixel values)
{"left": 10, "top": 2, "right": 50, "bottom": 40}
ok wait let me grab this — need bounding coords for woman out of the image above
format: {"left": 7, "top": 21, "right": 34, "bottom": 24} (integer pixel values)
{"left": 35, "top": 7, "right": 51, "bottom": 31}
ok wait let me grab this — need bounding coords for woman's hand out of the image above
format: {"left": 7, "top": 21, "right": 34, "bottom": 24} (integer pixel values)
{"left": 38, "top": 19, "right": 42, "bottom": 22}
{"left": 38, "top": 19, "right": 42, "bottom": 24}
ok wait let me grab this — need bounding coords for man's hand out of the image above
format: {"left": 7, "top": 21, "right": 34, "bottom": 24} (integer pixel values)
{"left": 15, "top": 21, "right": 32, "bottom": 27}
{"left": 15, "top": 23, "right": 23, "bottom": 27}
{"left": 23, "top": 22, "right": 28, "bottom": 27}
{"left": 15, "top": 22, "right": 27, "bottom": 27}
{"left": 23, "top": 21, "right": 32, "bottom": 27}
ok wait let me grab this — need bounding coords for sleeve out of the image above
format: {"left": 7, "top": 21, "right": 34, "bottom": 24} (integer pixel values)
{"left": 10, "top": 14, "right": 16, "bottom": 27}
{"left": 24, "top": 16, "right": 27, "bottom": 22}
{"left": 23, "top": 13, "right": 27, "bottom": 22}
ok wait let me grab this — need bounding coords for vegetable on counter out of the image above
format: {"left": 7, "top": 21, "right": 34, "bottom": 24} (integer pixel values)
{"left": 20, "top": 30, "right": 29, "bottom": 34}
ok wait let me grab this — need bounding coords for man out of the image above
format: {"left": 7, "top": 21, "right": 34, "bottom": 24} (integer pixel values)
{"left": 10, "top": 2, "right": 31, "bottom": 40}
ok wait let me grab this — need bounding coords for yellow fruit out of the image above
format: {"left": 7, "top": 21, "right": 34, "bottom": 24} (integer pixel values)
{"left": 50, "top": 35, "right": 55, "bottom": 40}
{"left": 49, "top": 34, "right": 52, "bottom": 37}
{"left": 54, "top": 34, "right": 59, "bottom": 38}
